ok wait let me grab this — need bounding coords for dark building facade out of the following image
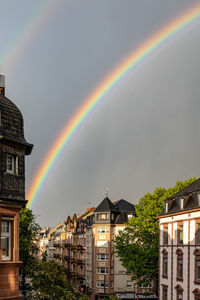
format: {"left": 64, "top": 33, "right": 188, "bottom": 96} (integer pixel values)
{"left": 0, "top": 75, "right": 33, "bottom": 300}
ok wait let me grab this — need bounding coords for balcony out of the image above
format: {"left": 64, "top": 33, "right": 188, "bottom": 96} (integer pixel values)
{"left": 53, "top": 253, "right": 60, "bottom": 259}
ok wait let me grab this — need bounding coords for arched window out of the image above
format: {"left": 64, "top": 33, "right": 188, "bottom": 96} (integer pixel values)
{"left": 175, "top": 284, "right": 183, "bottom": 300}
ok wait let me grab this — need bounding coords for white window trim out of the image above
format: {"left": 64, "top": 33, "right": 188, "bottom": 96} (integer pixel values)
{"left": 1, "top": 220, "right": 12, "bottom": 261}
{"left": 97, "top": 267, "right": 108, "bottom": 274}
{"left": 97, "top": 254, "right": 108, "bottom": 261}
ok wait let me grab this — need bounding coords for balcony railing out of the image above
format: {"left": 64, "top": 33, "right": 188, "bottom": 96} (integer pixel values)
{"left": 53, "top": 253, "right": 60, "bottom": 259}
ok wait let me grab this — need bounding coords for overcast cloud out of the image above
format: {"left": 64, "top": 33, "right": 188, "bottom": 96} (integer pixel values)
{"left": 0, "top": 0, "right": 200, "bottom": 227}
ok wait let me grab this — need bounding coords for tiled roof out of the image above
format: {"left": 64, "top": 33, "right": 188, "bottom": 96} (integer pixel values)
{"left": 94, "top": 197, "right": 117, "bottom": 212}
{"left": 113, "top": 199, "right": 135, "bottom": 213}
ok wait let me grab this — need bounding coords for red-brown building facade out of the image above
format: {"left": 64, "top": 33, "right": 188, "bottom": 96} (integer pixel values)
{"left": 0, "top": 75, "right": 33, "bottom": 299}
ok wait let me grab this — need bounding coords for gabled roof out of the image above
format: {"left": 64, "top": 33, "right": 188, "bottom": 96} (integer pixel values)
{"left": 165, "top": 178, "right": 200, "bottom": 201}
{"left": 94, "top": 197, "right": 117, "bottom": 212}
{"left": 113, "top": 199, "right": 135, "bottom": 213}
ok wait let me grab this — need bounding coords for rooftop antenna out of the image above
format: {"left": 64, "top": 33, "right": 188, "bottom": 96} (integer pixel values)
{"left": 88, "top": 202, "right": 91, "bottom": 207}
{"left": 106, "top": 188, "right": 109, "bottom": 197}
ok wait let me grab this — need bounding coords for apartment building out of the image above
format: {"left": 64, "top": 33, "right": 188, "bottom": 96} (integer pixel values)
{"left": 0, "top": 75, "right": 33, "bottom": 299}
{"left": 64, "top": 208, "right": 95, "bottom": 291}
{"left": 48, "top": 222, "right": 66, "bottom": 264}
{"left": 159, "top": 178, "right": 200, "bottom": 300}
{"left": 85, "top": 197, "right": 139, "bottom": 300}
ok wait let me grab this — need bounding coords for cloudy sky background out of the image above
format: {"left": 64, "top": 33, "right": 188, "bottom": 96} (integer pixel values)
{"left": 0, "top": 0, "right": 200, "bottom": 227}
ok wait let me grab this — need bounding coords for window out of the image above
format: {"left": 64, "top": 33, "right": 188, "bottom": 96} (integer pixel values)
{"left": 97, "top": 226, "right": 108, "bottom": 234}
{"left": 162, "top": 249, "right": 168, "bottom": 278}
{"left": 194, "top": 249, "right": 200, "bottom": 283}
{"left": 180, "top": 198, "right": 184, "bottom": 209}
{"left": 97, "top": 267, "right": 108, "bottom": 274}
{"left": 97, "top": 240, "right": 108, "bottom": 248}
{"left": 97, "top": 254, "right": 108, "bottom": 261}
{"left": 1, "top": 220, "right": 12, "bottom": 260}
{"left": 165, "top": 202, "right": 168, "bottom": 213}
{"left": 196, "top": 220, "right": 200, "bottom": 244}
{"left": 178, "top": 223, "right": 183, "bottom": 245}
{"left": 162, "top": 285, "right": 168, "bottom": 300}
{"left": 96, "top": 213, "right": 109, "bottom": 220}
{"left": 96, "top": 281, "right": 108, "bottom": 288}
{"left": 176, "top": 249, "right": 183, "bottom": 281}
{"left": 175, "top": 285, "right": 183, "bottom": 300}
{"left": 126, "top": 280, "right": 132, "bottom": 287}
{"left": 128, "top": 214, "right": 133, "bottom": 220}
{"left": 6, "top": 155, "right": 18, "bottom": 175}
{"left": 163, "top": 225, "right": 168, "bottom": 245}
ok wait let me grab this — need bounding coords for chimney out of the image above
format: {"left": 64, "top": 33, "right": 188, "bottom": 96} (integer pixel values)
{"left": 0, "top": 75, "right": 5, "bottom": 96}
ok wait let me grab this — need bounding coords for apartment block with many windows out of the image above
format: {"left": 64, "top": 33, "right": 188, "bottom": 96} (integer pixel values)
{"left": 159, "top": 178, "right": 200, "bottom": 300}
{"left": 85, "top": 197, "right": 139, "bottom": 300}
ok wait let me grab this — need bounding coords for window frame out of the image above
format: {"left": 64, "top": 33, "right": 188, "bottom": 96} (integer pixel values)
{"left": 6, "top": 154, "right": 18, "bottom": 175}
{"left": 194, "top": 249, "right": 200, "bottom": 284}
{"left": 162, "top": 285, "right": 168, "bottom": 300}
{"left": 177, "top": 222, "right": 183, "bottom": 245}
{"left": 96, "top": 281, "right": 108, "bottom": 288}
{"left": 97, "top": 226, "right": 108, "bottom": 234}
{"left": 176, "top": 249, "right": 183, "bottom": 281}
{"left": 162, "top": 249, "right": 168, "bottom": 279}
{"left": 1, "top": 218, "right": 12, "bottom": 261}
{"left": 97, "top": 253, "right": 108, "bottom": 261}
{"left": 97, "top": 267, "right": 108, "bottom": 274}
{"left": 163, "top": 224, "right": 168, "bottom": 245}
{"left": 196, "top": 220, "right": 200, "bottom": 245}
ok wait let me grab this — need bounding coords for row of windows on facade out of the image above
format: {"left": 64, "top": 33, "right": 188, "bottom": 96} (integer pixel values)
{"left": 165, "top": 195, "right": 200, "bottom": 213}
{"left": 162, "top": 249, "right": 200, "bottom": 284}
{"left": 162, "top": 286, "right": 183, "bottom": 300}
{"left": 96, "top": 213, "right": 133, "bottom": 221}
{"left": 163, "top": 222, "right": 200, "bottom": 245}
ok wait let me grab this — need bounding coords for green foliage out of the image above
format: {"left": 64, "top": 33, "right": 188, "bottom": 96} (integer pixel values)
{"left": 115, "top": 177, "right": 196, "bottom": 294}
{"left": 30, "top": 259, "right": 69, "bottom": 299}
{"left": 19, "top": 208, "right": 41, "bottom": 296}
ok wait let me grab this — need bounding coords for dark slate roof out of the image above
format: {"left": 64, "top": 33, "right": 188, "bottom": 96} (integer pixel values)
{"left": 0, "top": 94, "right": 33, "bottom": 154}
{"left": 165, "top": 178, "right": 200, "bottom": 201}
{"left": 113, "top": 199, "right": 135, "bottom": 213}
{"left": 160, "top": 178, "right": 200, "bottom": 216}
{"left": 94, "top": 197, "right": 117, "bottom": 212}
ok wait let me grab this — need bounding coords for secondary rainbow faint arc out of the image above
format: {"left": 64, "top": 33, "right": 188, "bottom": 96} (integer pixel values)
{"left": 27, "top": 3, "right": 200, "bottom": 208}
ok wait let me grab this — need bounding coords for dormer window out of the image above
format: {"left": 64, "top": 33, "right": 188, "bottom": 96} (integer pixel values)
{"left": 96, "top": 213, "right": 109, "bottom": 221}
{"left": 128, "top": 214, "right": 133, "bottom": 220}
{"left": 165, "top": 202, "right": 168, "bottom": 213}
{"left": 6, "top": 154, "right": 18, "bottom": 175}
{"left": 180, "top": 198, "right": 184, "bottom": 210}
{"left": 198, "top": 193, "right": 200, "bottom": 206}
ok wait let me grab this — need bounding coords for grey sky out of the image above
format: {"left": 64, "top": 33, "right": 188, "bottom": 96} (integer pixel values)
{"left": 0, "top": 0, "right": 200, "bottom": 227}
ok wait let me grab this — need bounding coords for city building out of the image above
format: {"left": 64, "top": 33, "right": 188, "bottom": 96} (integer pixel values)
{"left": 85, "top": 197, "right": 140, "bottom": 300}
{"left": 65, "top": 208, "right": 95, "bottom": 291}
{"left": 159, "top": 178, "right": 200, "bottom": 300}
{"left": 0, "top": 75, "right": 33, "bottom": 299}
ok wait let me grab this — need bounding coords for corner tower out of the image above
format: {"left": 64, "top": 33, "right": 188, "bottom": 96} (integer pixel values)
{"left": 0, "top": 75, "right": 33, "bottom": 300}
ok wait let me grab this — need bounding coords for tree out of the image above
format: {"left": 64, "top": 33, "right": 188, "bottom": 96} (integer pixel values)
{"left": 115, "top": 177, "right": 196, "bottom": 295}
{"left": 30, "top": 259, "right": 69, "bottom": 299}
{"left": 19, "top": 208, "right": 41, "bottom": 297}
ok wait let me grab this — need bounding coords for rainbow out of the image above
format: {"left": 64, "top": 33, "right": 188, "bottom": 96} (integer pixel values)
{"left": 27, "top": 3, "right": 200, "bottom": 208}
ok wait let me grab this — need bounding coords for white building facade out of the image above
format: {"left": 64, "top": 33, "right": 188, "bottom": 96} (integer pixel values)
{"left": 159, "top": 178, "right": 200, "bottom": 300}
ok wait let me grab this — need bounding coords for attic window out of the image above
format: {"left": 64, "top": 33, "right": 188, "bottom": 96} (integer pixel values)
{"left": 198, "top": 193, "right": 200, "bottom": 206}
{"left": 128, "top": 214, "right": 133, "bottom": 220}
{"left": 180, "top": 198, "right": 184, "bottom": 210}
{"left": 165, "top": 202, "right": 169, "bottom": 213}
